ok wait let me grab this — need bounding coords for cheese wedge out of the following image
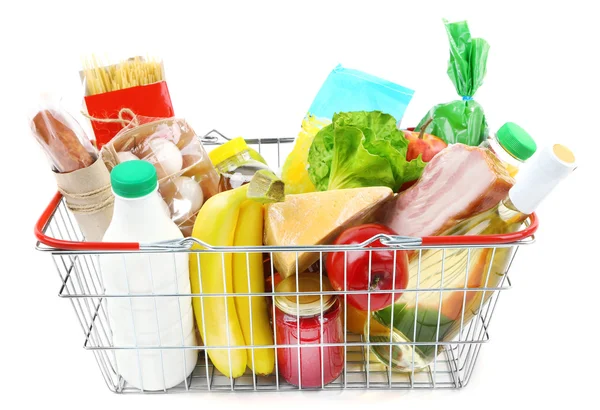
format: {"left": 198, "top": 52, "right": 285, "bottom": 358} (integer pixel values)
{"left": 264, "top": 187, "right": 393, "bottom": 278}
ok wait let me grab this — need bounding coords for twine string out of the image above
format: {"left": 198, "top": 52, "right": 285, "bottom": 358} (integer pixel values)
{"left": 58, "top": 184, "right": 114, "bottom": 214}
{"left": 81, "top": 108, "right": 139, "bottom": 128}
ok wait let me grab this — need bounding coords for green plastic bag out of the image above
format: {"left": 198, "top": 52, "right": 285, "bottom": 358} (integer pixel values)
{"left": 416, "top": 19, "right": 490, "bottom": 146}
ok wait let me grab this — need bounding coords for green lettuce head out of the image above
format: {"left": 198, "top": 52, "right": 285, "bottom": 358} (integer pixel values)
{"left": 307, "top": 111, "right": 426, "bottom": 191}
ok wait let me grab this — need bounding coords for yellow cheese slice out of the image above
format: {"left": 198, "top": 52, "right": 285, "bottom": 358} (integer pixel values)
{"left": 264, "top": 187, "right": 393, "bottom": 278}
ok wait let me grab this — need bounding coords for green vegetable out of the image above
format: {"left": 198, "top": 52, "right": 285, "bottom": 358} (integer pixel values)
{"left": 308, "top": 111, "right": 426, "bottom": 191}
{"left": 416, "top": 19, "right": 490, "bottom": 146}
{"left": 370, "top": 304, "right": 455, "bottom": 363}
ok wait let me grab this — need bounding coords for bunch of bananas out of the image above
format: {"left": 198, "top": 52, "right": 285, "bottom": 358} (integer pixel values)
{"left": 189, "top": 184, "right": 275, "bottom": 377}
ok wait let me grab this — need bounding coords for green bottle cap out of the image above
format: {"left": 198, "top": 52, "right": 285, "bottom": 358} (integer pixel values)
{"left": 496, "top": 122, "right": 537, "bottom": 161}
{"left": 111, "top": 160, "right": 157, "bottom": 198}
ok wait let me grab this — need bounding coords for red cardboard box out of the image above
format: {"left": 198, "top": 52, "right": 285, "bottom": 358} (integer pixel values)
{"left": 80, "top": 58, "right": 174, "bottom": 148}
{"left": 84, "top": 81, "right": 174, "bottom": 148}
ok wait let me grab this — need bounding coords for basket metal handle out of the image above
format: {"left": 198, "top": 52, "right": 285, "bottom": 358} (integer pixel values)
{"left": 200, "top": 129, "right": 295, "bottom": 146}
{"left": 35, "top": 191, "right": 539, "bottom": 252}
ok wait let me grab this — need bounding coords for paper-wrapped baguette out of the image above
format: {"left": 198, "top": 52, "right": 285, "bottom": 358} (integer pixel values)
{"left": 32, "top": 110, "right": 95, "bottom": 173}
{"left": 30, "top": 99, "right": 114, "bottom": 241}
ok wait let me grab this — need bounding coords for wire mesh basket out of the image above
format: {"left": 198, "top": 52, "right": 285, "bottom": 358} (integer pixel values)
{"left": 34, "top": 130, "right": 537, "bottom": 393}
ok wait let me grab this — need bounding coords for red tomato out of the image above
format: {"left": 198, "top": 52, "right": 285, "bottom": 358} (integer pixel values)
{"left": 326, "top": 224, "right": 409, "bottom": 312}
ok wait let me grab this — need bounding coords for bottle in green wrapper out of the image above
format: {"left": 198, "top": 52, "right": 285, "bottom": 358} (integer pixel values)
{"left": 415, "top": 19, "right": 490, "bottom": 146}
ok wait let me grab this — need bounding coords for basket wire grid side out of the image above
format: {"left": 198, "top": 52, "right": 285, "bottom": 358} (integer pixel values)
{"left": 38, "top": 132, "right": 523, "bottom": 393}
{"left": 44, "top": 194, "right": 518, "bottom": 393}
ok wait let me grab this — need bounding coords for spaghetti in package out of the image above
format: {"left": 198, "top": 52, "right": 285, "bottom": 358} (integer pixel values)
{"left": 281, "top": 64, "right": 414, "bottom": 194}
{"left": 80, "top": 56, "right": 175, "bottom": 148}
{"left": 101, "top": 116, "right": 219, "bottom": 237}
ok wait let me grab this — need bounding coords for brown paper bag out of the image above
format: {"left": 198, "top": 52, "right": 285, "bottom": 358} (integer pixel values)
{"left": 54, "top": 157, "right": 114, "bottom": 241}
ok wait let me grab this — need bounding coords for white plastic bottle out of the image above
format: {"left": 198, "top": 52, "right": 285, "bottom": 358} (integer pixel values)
{"left": 100, "top": 160, "right": 197, "bottom": 391}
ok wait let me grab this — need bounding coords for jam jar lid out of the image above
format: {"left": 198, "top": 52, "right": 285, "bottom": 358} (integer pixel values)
{"left": 274, "top": 273, "right": 336, "bottom": 317}
{"left": 208, "top": 137, "right": 249, "bottom": 167}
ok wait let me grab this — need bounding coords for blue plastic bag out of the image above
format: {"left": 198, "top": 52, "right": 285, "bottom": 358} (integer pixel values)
{"left": 308, "top": 64, "right": 414, "bottom": 121}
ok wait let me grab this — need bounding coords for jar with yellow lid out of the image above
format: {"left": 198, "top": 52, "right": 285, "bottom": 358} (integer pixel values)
{"left": 209, "top": 137, "right": 272, "bottom": 192}
{"left": 274, "top": 273, "right": 344, "bottom": 387}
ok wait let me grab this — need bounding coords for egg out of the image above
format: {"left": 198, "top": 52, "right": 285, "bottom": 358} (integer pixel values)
{"left": 181, "top": 154, "right": 207, "bottom": 178}
{"left": 145, "top": 138, "right": 183, "bottom": 179}
{"left": 181, "top": 154, "right": 200, "bottom": 169}
{"left": 169, "top": 176, "right": 204, "bottom": 222}
{"left": 179, "top": 136, "right": 201, "bottom": 155}
{"left": 117, "top": 151, "right": 139, "bottom": 163}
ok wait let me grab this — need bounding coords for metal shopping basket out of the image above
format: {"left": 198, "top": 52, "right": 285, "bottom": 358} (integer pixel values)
{"left": 34, "top": 130, "right": 538, "bottom": 393}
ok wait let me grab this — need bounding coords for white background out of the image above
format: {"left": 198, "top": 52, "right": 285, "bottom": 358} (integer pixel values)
{"left": 0, "top": 0, "right": 597, "bottom": 408}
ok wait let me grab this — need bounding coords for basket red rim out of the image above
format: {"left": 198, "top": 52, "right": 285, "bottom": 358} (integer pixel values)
{"left": 35, "top": 192, "right": 538, "bottom": 251}
{"left": 34, "top": 192, "right": 139, "bottom": 251}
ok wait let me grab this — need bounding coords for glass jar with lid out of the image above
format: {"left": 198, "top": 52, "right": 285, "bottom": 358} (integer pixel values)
{"left": 274, "top": 273, "right": 344, "bottom": 388}
{"left": 480, "top": 122, "right": 537, "bottom": 177}
{"left": 208, "top": 137, "right": 272, "bottom": 192}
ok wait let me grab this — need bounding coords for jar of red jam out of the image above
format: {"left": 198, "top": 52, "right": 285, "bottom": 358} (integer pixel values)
{"left": 274, "top": 273, "right": 344, "bottom": 388}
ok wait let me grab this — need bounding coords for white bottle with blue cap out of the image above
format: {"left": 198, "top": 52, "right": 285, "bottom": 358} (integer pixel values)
{"left": 100, "top": 160, "right": 197, "bottom": 391}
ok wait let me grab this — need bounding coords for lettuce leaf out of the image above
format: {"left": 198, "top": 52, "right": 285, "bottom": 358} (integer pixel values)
{"left": 328, "top": 127, "right": 396, "bottom": 190}
{"left": 305, "top": 123, "right": 335, "bottom": 191}
{"left": 307, "top": 111, "right": 426, "bottom": 191}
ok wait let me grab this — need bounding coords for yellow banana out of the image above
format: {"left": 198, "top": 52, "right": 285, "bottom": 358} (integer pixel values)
{"left": 232, "top": 200, "right": 275, "bottom": 375}
{"left": 189, "top": 185, "right": 248, "bottom": 378}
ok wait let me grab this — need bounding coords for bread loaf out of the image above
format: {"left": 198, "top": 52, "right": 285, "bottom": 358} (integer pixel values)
{"left": 32, "top": 110, "right": 94, "bottom": 173}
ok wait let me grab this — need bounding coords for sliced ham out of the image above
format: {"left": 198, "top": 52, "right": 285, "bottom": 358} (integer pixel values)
{"left": 383, "top": 144, "right": 514, "bottom": 237}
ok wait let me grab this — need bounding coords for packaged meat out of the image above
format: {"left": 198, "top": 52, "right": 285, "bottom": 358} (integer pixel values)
{"left": 383, "top": 144, "right": 515, "bottom": 237}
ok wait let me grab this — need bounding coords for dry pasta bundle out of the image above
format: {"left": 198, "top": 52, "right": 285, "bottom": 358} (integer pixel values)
{"left": 80, "top": 56, "right": 175, "bottom": 148}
